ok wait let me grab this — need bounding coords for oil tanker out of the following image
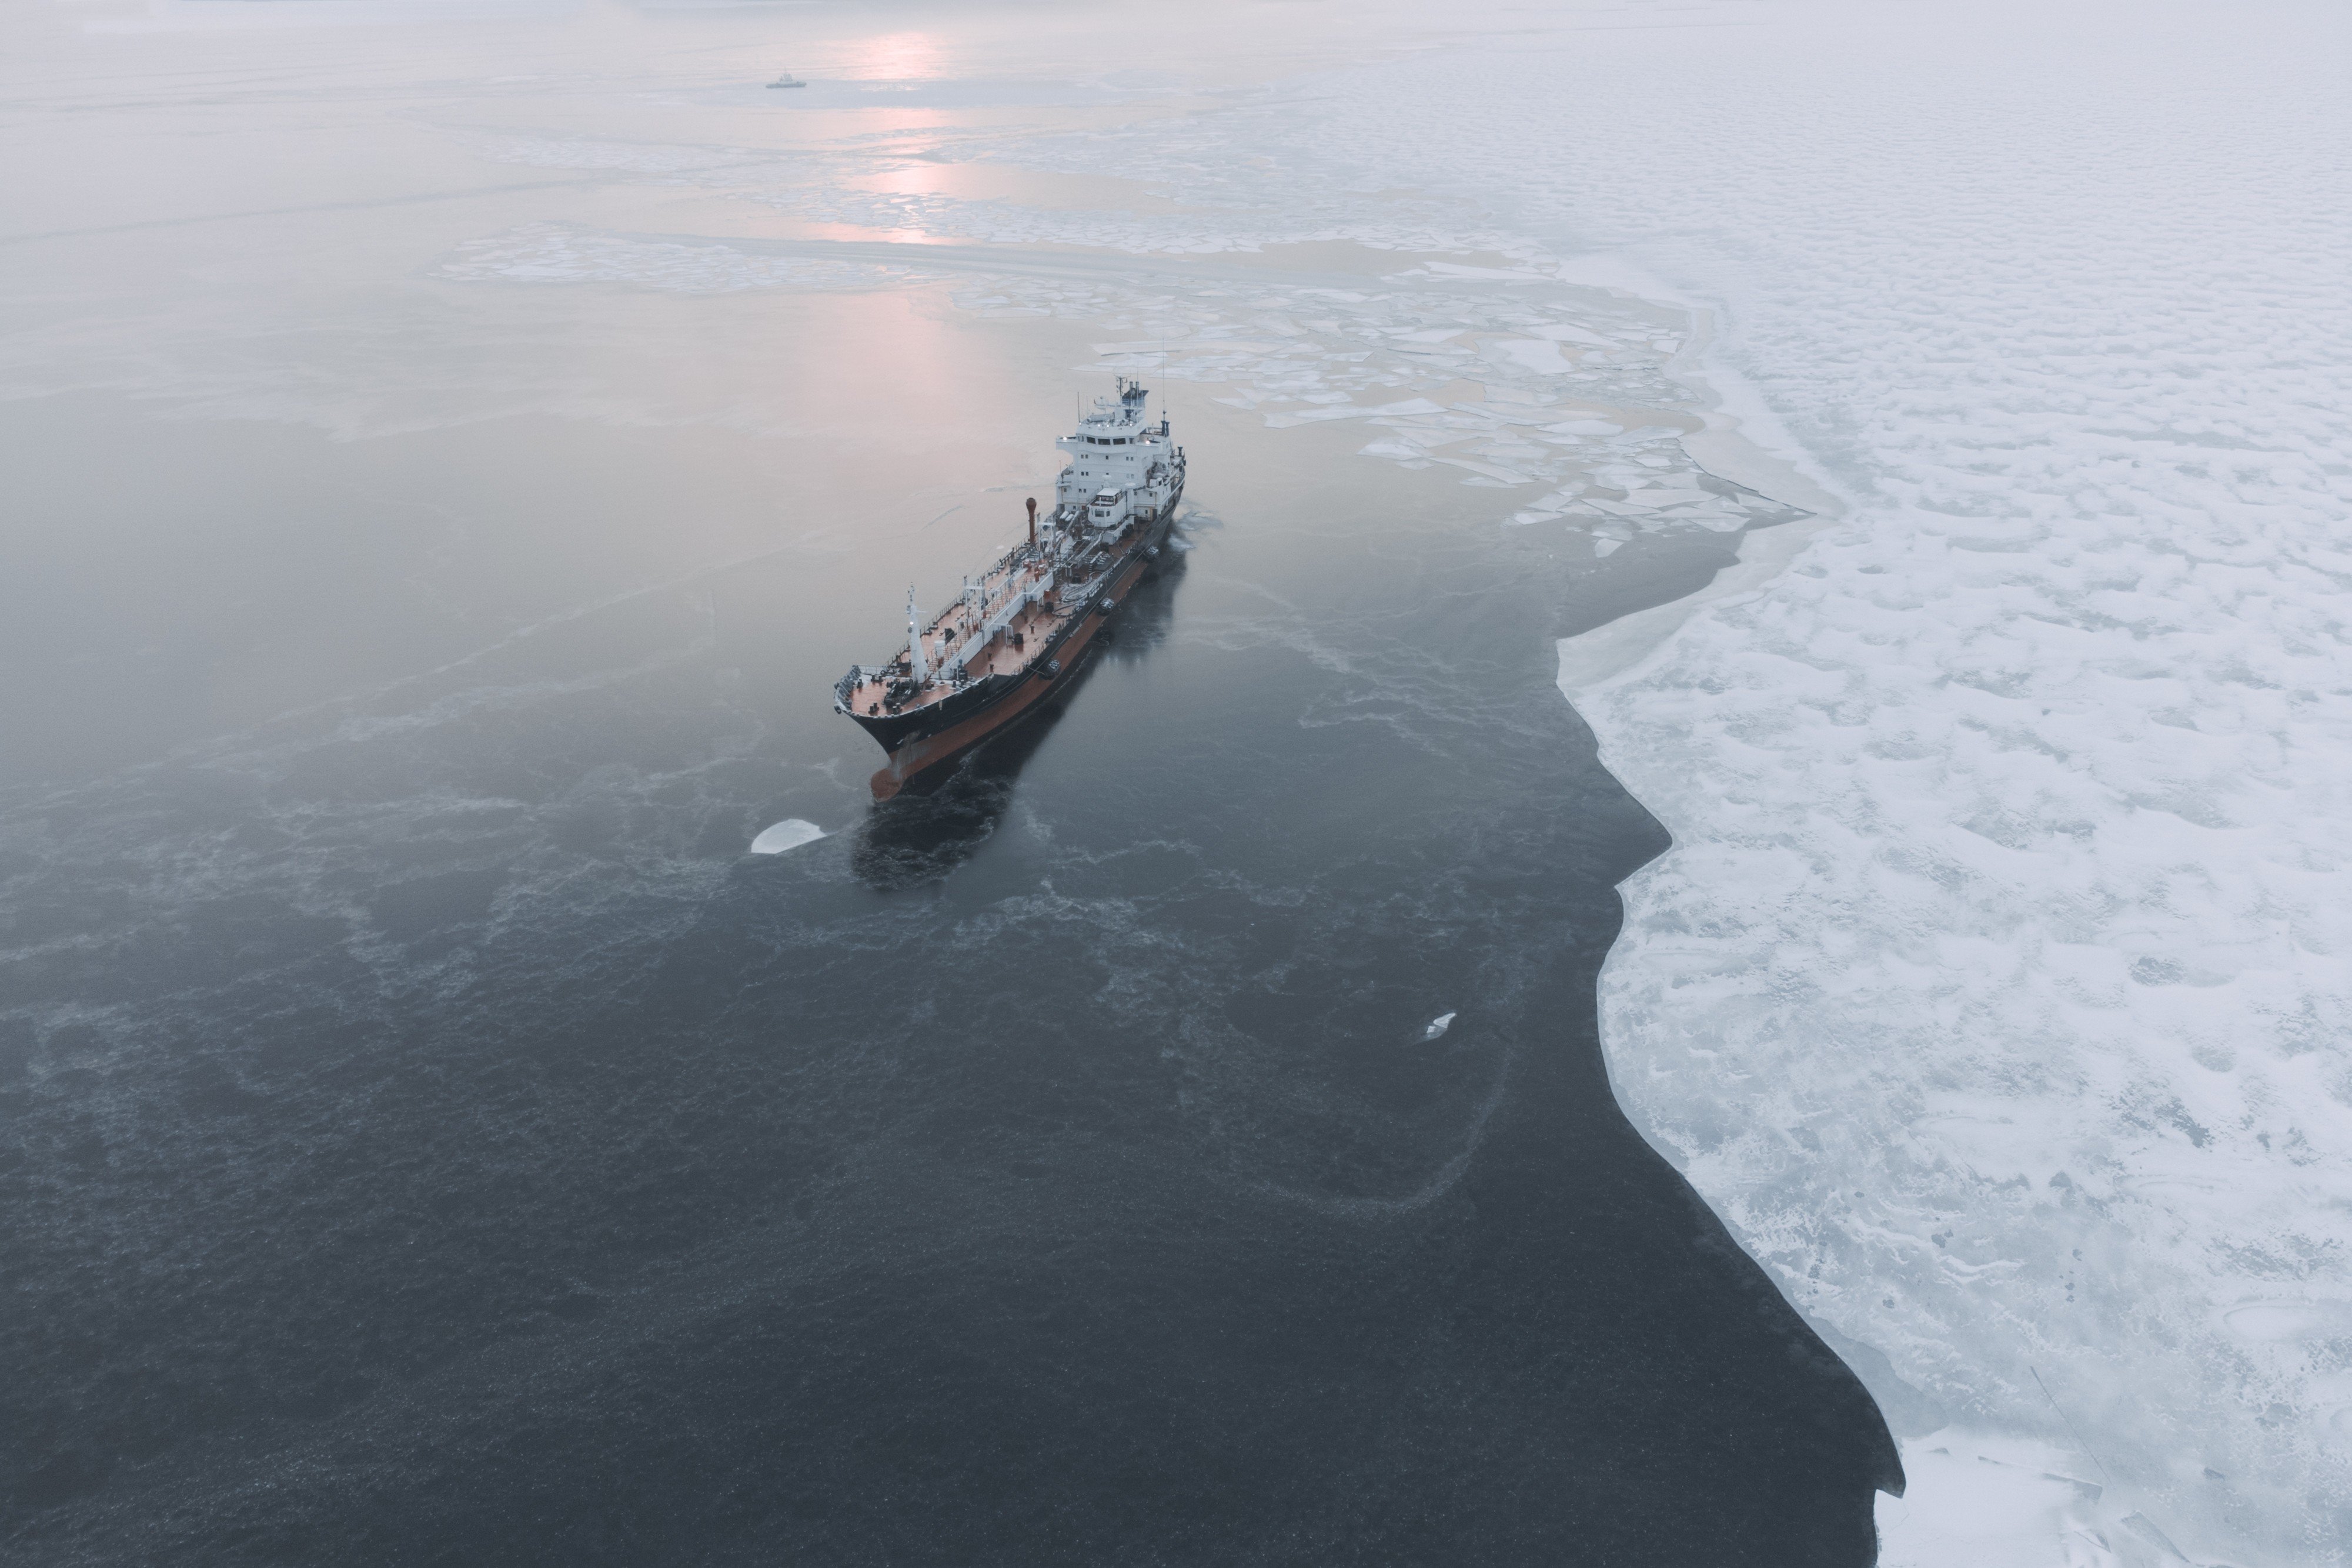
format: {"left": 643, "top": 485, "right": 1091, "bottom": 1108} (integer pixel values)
{"left": 833, "top": 379, "right": 1185, "bottom": 798}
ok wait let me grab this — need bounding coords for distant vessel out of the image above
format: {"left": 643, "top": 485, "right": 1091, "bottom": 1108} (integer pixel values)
{"left": 766, "top": 72, "right": 806, "bottom": 89}
{"left": 833, "top": 379, "right": 1187, "bottom": 799}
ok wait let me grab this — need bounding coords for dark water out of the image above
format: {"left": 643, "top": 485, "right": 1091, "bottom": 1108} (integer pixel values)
{"left": 2, "top": 389, "right": 1898, "bottom": 1563}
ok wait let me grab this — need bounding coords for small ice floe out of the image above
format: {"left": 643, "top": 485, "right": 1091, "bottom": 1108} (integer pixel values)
{"left": 1422, "top": 1011, "right": 1458, "bottom": 1041}
{"left": 749, "top": 818, "right": 825, "bottom": 854}
{"left": 1496, "top": 338, "right": 1578, "bottom": 375}
{"left": 1531, "top": 324, "right": 1613, "bottom": 348}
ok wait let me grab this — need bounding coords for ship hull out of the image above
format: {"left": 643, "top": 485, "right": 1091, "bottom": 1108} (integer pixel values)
{"left": 849, "top": 500, "right": 1178, "bottom": 799}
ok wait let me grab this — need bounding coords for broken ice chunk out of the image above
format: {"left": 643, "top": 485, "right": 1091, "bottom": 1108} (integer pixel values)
{"left": 1531, "top": 323, "right": 1613, "bottom": 347}
{"left": 1433, "top": 456, "right": 1532, "bottom": 483}
{"left": 1493, "top": 339, "right": 1579, "bottom": 375}
{"left": 1423, "top": 1011, "right": 1458, "bottom": 1041}
{"left": 750, "top": 818, "right": 825, "bottom": 854}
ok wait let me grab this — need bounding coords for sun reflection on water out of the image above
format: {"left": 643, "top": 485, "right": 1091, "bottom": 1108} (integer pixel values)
{"left": 837, "top": 31, "right": 948, "bottom": 82}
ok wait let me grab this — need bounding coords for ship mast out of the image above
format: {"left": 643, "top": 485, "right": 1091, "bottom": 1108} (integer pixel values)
{"left": 906, "top": 585, "right": 928, "bottom": 684}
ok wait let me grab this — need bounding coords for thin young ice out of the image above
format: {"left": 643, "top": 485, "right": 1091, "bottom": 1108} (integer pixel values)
{"left": 1463, "top": 4, "right": 2352, "bottom": 1563}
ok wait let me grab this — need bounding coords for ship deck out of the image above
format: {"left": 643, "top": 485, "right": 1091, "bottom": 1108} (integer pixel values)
{"left": 843, "top": 596, "right": 1074, "bottom": 719}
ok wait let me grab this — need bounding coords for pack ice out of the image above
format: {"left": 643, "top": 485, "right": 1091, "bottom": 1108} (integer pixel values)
{"left": 1457, "top": 4, "right": 2352, "bottom": 1564}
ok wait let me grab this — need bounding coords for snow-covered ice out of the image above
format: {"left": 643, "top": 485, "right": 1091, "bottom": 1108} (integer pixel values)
{"left": 1494, "top": 3, "right": 2352, "bottom": 1563}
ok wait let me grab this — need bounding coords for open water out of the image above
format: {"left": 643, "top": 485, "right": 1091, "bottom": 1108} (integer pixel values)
{"left": 2, "top": 2, "right": 1900, "bottom": 1561}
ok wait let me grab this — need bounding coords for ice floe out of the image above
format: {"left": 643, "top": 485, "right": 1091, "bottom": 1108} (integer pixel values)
{"left": 749, "top": 819, "right": 825, "bottom": 855}
{"left": 961, "top": 272, "right": 1800, "bottom": 535}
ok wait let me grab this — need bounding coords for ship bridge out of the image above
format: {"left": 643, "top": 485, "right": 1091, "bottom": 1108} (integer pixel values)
{"left": 1055, "top": 378, "right": 1181, "bottom": 530}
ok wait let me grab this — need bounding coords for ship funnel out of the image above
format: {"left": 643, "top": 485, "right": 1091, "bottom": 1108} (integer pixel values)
{"left": 1026, "top": 496, "right": 1037, "bottom": 547}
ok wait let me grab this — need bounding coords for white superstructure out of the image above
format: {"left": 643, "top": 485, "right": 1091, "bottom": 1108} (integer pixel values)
{"left": 1051, "top": 379, "right": 1184, "bottom": 536}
